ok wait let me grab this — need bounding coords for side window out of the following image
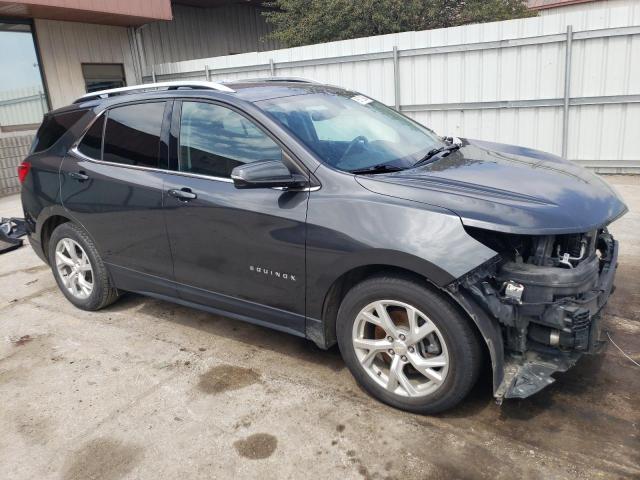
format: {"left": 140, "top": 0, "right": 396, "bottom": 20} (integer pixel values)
{"left": 103, "top": 102, "right": 165, "bottom": 168}
{"left": 77, "top": 114, "right": 105, "bottom": 160}
{"left": 32, "top": 109, "right": 87, "bottom": 153}
{"left": 179, "top": 101, "right": 282, "bottom": 178}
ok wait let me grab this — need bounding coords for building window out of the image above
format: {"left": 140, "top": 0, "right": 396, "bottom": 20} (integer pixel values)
{"left": 82, "top": 63, "right": 126, "bottom": 93}
{"left": 0, "top": 20, "right": 49, "bottom": 132}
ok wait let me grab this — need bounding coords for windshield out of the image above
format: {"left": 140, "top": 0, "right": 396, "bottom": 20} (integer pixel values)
{"left": 258, "top": 91, "right": 443, "bottom": 172}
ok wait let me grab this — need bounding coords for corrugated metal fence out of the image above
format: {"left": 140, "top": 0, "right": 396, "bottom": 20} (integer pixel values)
{"left": 144, "top": 2, "right": 640, "bottom": 173}
{"left": 0, "top": 133, "right": 33, "bottom": 197}
{"left": 0, "top": 86, "right": 47, "bottom": 127}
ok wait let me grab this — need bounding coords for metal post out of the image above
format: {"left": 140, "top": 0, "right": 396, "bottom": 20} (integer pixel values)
{"left": 205, "top": 65, "right": 210, "bottom": 81}
{"left": 151, "top": 66, "right": 157, "bottom": 83}
{"left": 39, "top": 91, "right": 48, "bottom": 114}
{"left": 269, "top": 58, "right": 275, "bottom": 77}
{"left": 562, "top": 25, "right": 573, "bottom": 159}
{"left": 393, "top": 46, "right": 400, "bottom": 111}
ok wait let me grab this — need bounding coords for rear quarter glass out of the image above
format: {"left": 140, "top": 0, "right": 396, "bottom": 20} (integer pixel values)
{"left": 31, "top": 109, "right": 88, "bottom": 153}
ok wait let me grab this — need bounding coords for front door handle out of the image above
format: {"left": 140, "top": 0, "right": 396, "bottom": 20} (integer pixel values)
{"left": 69, "top": 171, "right": 89, "bottom": 182}
{"left": 168, "top": 188, "right": 197, "bottom": 201}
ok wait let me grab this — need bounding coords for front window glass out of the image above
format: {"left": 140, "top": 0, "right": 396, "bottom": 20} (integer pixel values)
{"left": 259, "top": 91, "right": 443, "bottom": 172}
{"left": 179, "top": 101, "right": 282, "bottom": 178}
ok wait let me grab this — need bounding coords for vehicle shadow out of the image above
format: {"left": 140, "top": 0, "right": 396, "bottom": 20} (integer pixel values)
{"left": 108, "top": 292, "right": 347, "bottom": 373}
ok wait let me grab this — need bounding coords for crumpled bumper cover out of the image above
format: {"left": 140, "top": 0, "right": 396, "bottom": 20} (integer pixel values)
{"left": 496, "top": 238, "right": 618, "bottom": 400}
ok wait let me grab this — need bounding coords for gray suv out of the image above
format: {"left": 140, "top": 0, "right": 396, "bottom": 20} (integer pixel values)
{"left": 19, "top": 79, "right": 626, "bottom": 413}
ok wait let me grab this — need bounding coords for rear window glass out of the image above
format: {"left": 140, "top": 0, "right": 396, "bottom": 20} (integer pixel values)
{"left": 77, "top": 114, "right": 105, "bottom": 160}
{"left": 103, "top": 102, "right": 165, "bottom": 168}
{"left": 32, "top": 110, "right": 87, "bottom": 153}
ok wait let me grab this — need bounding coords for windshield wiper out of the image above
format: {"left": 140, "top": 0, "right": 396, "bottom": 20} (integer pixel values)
{"left": 349, "top": 164, "right": 404, "bottom": 175}
{"left": 412, "top": 144, "right": 461, "bottom": 168}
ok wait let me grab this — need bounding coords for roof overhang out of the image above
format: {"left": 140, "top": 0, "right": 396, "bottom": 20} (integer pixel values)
{"left": 0, "top": 0, "right": 173, "bottom": 26}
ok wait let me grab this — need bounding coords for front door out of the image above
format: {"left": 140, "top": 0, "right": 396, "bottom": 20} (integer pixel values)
{"left": 163, "top": 100, "right": 309, "bottom": 334}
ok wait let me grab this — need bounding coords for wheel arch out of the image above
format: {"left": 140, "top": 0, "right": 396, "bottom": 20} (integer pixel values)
{"left": 309, "top": 262, "right": 503, "bottom": 395}
{"left": 40, "top": 214, "right": 72, "bottom": 263}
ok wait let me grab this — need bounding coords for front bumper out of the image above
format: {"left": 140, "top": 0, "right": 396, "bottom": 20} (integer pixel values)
{"left": 464, "top": 233, "right": 618, "bottom": 401}
{"left": 503, "top": 238, "right": 617, "bottom": 400}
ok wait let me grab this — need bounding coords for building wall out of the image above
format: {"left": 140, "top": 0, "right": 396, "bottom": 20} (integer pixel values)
{"left": 0, "top": 133, "right": 33, "bottom": 196}
{"left": 138, "top": 4, "right": 279, "bottom": 69}
{"left": 34, "top": 18, "right": 138, "bottom": 108}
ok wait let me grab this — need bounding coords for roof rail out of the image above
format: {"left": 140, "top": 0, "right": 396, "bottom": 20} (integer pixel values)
{"left": 74, "top": 81, "right": 235, "bottom": 103}
{"left": 229, "top": 76, "right": 321, "bottom": 85}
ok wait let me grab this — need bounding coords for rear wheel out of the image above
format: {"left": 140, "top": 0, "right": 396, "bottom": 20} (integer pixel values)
{"left": 49, "top": 222, "right": 120, "bottom": 311}
{"left": 337, "top": 275, "right": 482, "bottom": 414}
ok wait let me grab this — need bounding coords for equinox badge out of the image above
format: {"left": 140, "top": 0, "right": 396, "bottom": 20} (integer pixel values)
{"left": 249, "top": 265, "right": 296, "bottom": 281}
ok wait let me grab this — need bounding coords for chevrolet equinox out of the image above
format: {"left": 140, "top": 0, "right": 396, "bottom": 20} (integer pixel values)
{"left": 19, "top": 79, "right": 627, "bottom": 413}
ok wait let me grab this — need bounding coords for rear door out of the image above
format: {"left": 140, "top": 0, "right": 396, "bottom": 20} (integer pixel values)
{"left": 61, "top": 101, "right": 176, "bottom": 295}
{"left": 162, "top": 100, "right": 309, "bottom": 334}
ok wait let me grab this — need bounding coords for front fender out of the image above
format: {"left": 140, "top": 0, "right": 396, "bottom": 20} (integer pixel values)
{"left": 446, "top": 289, "right": 505, "bottom": 397}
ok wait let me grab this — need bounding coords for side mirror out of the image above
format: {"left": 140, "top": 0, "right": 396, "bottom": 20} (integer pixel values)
{"left": 231, "top": 159, "right": 308, "bottom": 190}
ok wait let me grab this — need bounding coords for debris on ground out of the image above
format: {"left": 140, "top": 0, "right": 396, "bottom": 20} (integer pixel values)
{"left": 0, "top": 217, "right": 27, "bottom": 254}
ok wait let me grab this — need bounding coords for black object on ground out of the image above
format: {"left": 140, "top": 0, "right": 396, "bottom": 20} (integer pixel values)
{"left": 0, "top": 217, "right": 27, "bottom": 254}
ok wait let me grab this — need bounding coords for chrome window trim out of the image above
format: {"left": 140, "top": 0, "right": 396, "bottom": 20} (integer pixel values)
{"left": 166, "top": 170, "right": 234, "bottom": 183}
{"left": 69, "top": 146, "right": 234, "bottom": 183}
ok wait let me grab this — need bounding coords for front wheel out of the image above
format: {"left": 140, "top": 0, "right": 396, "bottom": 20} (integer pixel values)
{"left": 337, "top": 275, "right": 482, "bottom": 414}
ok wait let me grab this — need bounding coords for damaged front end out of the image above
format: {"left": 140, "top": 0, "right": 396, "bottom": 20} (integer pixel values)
{"left": 452, "top": 227, "right": 618, "bottom": 402}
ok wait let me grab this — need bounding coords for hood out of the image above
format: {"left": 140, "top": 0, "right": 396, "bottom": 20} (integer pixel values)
{"left": 356, "top": 138, "right": 627, "bottom": 235}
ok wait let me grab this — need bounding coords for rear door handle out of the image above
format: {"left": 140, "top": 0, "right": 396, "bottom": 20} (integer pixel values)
{"left": 168, "top": 188, "right": 197, "bottom": 201}
{"left": 69, "top": 171, "right": 89, "bottom": 182}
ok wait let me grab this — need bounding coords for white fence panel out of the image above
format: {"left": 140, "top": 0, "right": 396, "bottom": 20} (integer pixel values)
{"left": 145, "top": 2, "right": 640, "bottom": 173}
{"left": 0, "top": 86, "right": 47, "bottom": 127}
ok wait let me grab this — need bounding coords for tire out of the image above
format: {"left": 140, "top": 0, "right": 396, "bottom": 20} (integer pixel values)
{"left": 48, "top": 222, "right": 120, "bottom": 311}
{"left": 336, "top": 275, "right": 482, "bottom": 414}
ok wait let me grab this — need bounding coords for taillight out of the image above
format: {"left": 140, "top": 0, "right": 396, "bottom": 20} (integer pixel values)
{"left": 17, "top": 161, "right": 31, "bottom": 184}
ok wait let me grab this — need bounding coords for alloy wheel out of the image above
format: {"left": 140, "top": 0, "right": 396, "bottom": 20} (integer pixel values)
{"left": 352, "top": 300, "right": 449, "bottom": 397}
{"left": 54, "top": 238, "right": 94, "bottom": 299}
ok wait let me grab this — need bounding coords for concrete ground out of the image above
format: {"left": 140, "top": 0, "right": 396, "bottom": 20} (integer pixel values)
{"left": 0, "top": 176, "right": 638, "bottom": 480}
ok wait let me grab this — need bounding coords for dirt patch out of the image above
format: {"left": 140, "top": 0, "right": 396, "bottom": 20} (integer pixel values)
{"left": 0, "top": 264, "right": 48, "bottom": 279}
{"left": 197, "top": 365, "right": 261, "bottom": 394}
{"left": 15, "top": 413, "right": 51, "bottom": 445}
{"left": 62, "top": 438, "right": 143, "bottom": 480}
{"left": 11, "top": 335, "right": 33, "bottom": 346}
{"left": 233, "top": 433, "right": 277, "bottom": 460}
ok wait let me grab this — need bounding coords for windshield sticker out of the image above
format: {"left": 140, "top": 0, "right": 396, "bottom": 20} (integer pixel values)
{"left": 351, "top": 94, "right": 373, "bottom": 105}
